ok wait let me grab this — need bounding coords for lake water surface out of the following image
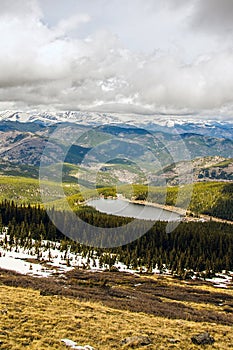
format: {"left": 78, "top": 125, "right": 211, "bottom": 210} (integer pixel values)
{"left": 87, "top": 198, "right": 181, "bottom": 222}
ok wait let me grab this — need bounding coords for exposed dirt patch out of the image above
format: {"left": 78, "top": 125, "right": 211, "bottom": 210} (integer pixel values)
{"left": 0, "top": 268, "right": 233, "bottom": 325}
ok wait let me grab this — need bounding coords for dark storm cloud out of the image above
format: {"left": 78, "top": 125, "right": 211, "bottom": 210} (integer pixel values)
{"left": 192, "top": 0, "right": 233, "bottom": 34}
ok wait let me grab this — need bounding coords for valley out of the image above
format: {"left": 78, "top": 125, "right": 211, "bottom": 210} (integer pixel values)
{"left": 0, "top": 114, "right": 232, "bottom": 349}
{"left": 2, "top": 2, "right": 233, "bottom": 348}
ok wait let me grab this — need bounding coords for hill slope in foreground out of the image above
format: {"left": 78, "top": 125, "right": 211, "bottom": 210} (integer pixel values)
{"left": 1, "top": 272, "right": 233, "bottom": 350}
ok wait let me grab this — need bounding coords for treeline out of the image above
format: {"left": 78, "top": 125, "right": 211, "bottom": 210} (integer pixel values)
{"left": 0, "top": 199, "right": 134, "bottom": 246}
{"left": 204, "top": 184, "right": 233, "bottom": 221}
{"left": 111, "top": 221, "right": 233, "bottom": 277}
{"left": 0, "top": 200, "right": 232, "bottom": 277}
{"left": 0, "top": 200, "right": 63, "bottom": 242}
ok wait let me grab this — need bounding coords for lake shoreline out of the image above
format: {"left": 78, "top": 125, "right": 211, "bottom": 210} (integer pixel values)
{"left": 87, "top": 196, "right": 182, "bottom": 221}
{"left": 87, "top": 195, "right": 233, "bottom": 225}
{"left": 120, "top": 197, "right": 186, "bottom": 216}
{"left": 122, "top": 197, "right": 233, "bottom": 224}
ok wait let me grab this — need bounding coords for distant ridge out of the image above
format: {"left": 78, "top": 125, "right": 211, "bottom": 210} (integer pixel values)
{"left": 0, "top": 110, "right": 232, "bottom": 139}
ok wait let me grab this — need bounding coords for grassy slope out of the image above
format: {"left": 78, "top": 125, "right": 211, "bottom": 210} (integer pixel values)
{"left": 118, "top": 182, "right": 233, "bottom": 217}
{"left": 0, "top": 175, "right": 232, "bottom": 219}
{"left": 0, "top": 175, "right": 83, "bottom": 205}
{"left": 0, "top": 282, "right": 233, "bottom": 350}
{"left": 208, "top": 158, "right": 233, "bottom": 168}
{"left": 0, "top": 176, "right": 42, "bottom": 204}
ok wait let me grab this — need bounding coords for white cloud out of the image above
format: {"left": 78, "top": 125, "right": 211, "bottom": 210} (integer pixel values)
{"left": 0, "top": 0, "right": 232, "bottom": 119}
{"left": 0, "top": 0, "right": 42, "bottom": 19}
{"left": 55, "top": 14, "right": 91, "bottom": 35}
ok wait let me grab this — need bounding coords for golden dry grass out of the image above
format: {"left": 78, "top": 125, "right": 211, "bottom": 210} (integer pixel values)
{"left": 0, "top": 285, "right": 233, "bottom": 349}
{"left": 148, "top": 274, "right": 233, "bottom": 296}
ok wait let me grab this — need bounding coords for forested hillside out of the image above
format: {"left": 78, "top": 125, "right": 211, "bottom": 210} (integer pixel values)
{"left": 0, "top": 176, "right": 232, "bottom": 221}
{"left": 1, "top": 200, "right": 232, "bottom": 277}
{"left": 119, "top": 182, "right": 233, "bottom": 221}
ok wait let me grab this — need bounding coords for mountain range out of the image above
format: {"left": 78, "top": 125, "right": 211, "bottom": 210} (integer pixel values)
{"left": 0, "top": 111, "right": 232, "bottom": 186}
{"left": 0, "top": 110, "right": 232, "bottom": 139}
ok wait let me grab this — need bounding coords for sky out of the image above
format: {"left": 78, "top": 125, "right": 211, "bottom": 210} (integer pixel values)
{"left": 0, "top": 0, "right": 233, "bottom": 119}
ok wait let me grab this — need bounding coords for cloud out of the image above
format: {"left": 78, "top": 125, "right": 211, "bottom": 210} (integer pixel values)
{"left": 0, "top": 0, "right": 42, "bottom": 19}
{"left": 191, "top": 0, "right": 233, "bottom": 35}
{"left": 55, "top": 14, "right": 91, "bottom": 35}
{"left": 0, "top": 0, "right": 232, "bottom": 119}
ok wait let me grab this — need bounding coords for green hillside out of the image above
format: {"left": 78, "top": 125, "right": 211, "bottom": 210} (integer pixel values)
{"left": 0, "top": 176, "right": 82, "bottom": 205}
{"left": 0, "top": 174, "right": 232, "bottom": 220}
{"left": 118, "top": 182, "right": 233, "bottom": 220}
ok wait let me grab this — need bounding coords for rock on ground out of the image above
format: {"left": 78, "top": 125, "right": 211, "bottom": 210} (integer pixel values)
{"left": 191, "top": 332, "right": 215, "bottom": 345}
{"left": 120, "top": 335, "right": 152, "bottom": 347}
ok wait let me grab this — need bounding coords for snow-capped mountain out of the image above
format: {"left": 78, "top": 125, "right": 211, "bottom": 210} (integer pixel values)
{"left": 0, "top": 111, "right": 123, "bottom": 126}
{"left": 0, "top": 110, "right": 232, "bottom": 139}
